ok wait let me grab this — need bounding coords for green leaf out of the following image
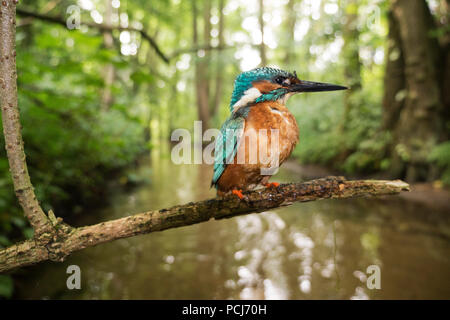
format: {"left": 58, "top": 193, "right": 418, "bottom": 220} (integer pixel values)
{"left": 0, "top": 235, "right": 11, "bottom": 247}
{"left": 130, "top": 70, "right": 154, "bottom": 84}
{"left": 0, "top": 275, "right": 14, "bottom": 299}
{"left": 23, "top": 227, "right": 34, "bottom": 239}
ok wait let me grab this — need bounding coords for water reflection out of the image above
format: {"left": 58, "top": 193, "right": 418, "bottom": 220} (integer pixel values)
{"left": 235, "top": 212, "right": 290, "bottom": 299}
{"left": 14, "top": 151, "right": 450, "bottom": 299}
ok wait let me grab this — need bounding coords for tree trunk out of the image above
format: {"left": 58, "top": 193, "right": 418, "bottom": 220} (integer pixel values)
{"left": 258, "top": 0, "right": 267, "bottom": 66}
{"left": 193, "top": 0, "right": 210, "bottom": 131}
{"left": 341, "top": 0, "right": 362, "bottom": 131}
{"left": 100, "top": 0, "right": 115, "bottom": 111}
{"left": 384, "top": 0, "right": 443, "bottom": 181}
{"left": 283, "top": 0, "right": 296, "bottom": 66}
{"left": 383, "top": 10, "right": 405, "bottom": 132}
{"left": 382, "top": 9, "right": 407, "bottom": 177}
{"left": 212, "top": 0, "right": 225, "bottom": 118}
{"left": 439, "top": 0, "right": 450, "bottom": 142}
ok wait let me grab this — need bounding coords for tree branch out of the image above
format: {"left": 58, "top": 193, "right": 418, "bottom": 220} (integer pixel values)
{"left": 0, "top": 177, "right": 409, "bottom": 273}
{"left": 16, "top": 8, "right": 170, "bottom": 64}
{"left": 1, "top": 1, "right": 54, "bottom": 237}
{"left": 16, "top": 8, "right": 233, "bottom": 63}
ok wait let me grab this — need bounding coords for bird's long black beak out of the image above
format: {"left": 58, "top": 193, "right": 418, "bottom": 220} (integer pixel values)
{"left": 290, "top": 80, "right": 347, "bottom": 93}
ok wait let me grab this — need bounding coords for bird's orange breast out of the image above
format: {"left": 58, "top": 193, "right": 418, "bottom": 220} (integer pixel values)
{"left": 216, "top": 102, "right": 299, "bottom": 193}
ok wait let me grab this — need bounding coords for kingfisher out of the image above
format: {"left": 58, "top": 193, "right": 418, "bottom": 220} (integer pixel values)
{"left": 211, "top": 67, "right": 347, "bottom": 199}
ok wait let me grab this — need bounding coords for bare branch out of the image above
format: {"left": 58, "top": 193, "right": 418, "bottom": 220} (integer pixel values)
{"left": 16, "top": 8, "right": 234, "bottom": 63}
{"left": 16, "top": 8, "right": 170, "bottom": 64}
{"left": 0, "top": 177, "right": 409, "bottom": 273}
{"left": 0, "top": 1, "right": 53, "bottom": 237}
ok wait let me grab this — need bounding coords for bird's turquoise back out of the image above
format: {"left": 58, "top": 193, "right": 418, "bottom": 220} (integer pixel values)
{"left": 211, "top": 107, "right": 251, "bottom": 188}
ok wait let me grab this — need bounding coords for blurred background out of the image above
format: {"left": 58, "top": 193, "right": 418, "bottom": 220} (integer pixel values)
{"left": 0, "top": 0, "right": 449, "bottom": 299}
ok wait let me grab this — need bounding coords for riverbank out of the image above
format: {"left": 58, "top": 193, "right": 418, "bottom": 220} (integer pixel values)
{"left": 283, "top": 160, "right": 450, "bottom": 212}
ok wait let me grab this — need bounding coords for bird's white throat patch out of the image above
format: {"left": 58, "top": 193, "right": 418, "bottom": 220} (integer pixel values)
{"left": 232, "top": 87, "right": 262, "bottom": 112}
{"left": 278, "top": 92, "right": 294, "bottom": 105}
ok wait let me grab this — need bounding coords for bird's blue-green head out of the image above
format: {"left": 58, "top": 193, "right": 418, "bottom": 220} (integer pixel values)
{"left": 229, "top": 67, "right": 347, "bottom": 112}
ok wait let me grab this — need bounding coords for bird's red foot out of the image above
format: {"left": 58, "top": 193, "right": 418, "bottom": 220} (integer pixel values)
{"left": 232, "top": 189, "right": 244, "bottom": 199}
{"left": 265, "top": 182, "right": 280, "bottom": 188}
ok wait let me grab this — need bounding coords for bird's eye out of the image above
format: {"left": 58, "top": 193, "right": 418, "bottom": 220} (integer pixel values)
{"left": 275, "top": 76, "right": 285, "bottom": 84}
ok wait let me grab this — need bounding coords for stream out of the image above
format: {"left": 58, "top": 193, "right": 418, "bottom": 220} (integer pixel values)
{"left": 14, "top": 149, "right": 450, "bottom": 299}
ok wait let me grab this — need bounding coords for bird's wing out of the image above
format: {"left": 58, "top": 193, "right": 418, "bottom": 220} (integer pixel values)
{"left": 211, "top": 115, "right": 245, "bottom": 188}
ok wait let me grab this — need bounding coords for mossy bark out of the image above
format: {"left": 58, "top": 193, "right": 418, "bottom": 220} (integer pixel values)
{"left": 0, "top": 0, "right": 53, "bottom": 237}
{"left": 0, "top": 177, "right": 409, "bottom": 273}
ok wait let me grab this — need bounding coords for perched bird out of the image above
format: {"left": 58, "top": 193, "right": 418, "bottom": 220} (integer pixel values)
{"left": 211, "top": 67, "right": 347, "bottom": 199}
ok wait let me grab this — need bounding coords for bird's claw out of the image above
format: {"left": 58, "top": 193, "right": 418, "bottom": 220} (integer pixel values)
{"left": 265, "top": 182, "right": 280, "bottom": 188}
{"left": 232, "top": 189, "right": 244, "bottom": 200}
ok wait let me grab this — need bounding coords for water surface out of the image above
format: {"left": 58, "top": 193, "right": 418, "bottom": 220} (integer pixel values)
{"left": 15, "top": 152, "right": 450, "bottom": 299}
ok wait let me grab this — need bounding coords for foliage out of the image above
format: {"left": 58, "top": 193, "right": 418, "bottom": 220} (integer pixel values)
{"left": 0, "top": 5, "right": 147, "bottom": 247}
{"left": 429, "top": 142, "right": 450, "bottom": 185}
{"left": 291, "top": 87, "right": 390, "bottom": 174}
{"left": 0, "top": 275, "right": 14, "bottom": 299}
{"left": 1, "top": 0, "right": 449, "bottom": 268}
